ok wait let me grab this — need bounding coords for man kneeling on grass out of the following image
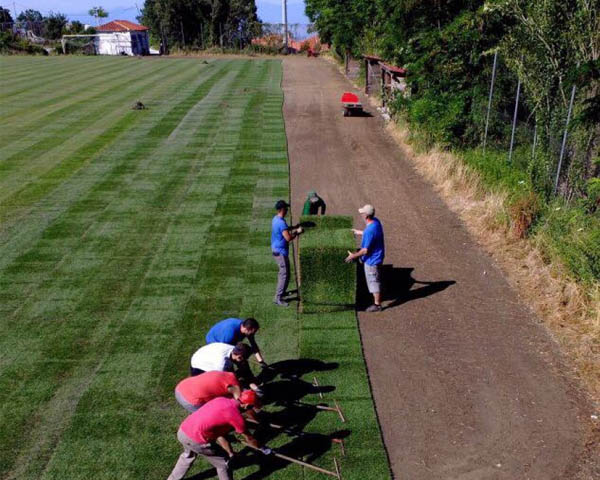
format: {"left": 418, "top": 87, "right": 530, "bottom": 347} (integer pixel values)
{"left": 167, "top": 391, "right": 271, "bottom": 480}
{"left": 175, "top": 371, "right": 242, "bottom": 413}
{"left": 190, "top": 342, "right": 261, "bottom": 393}
{"left": 206, "top": 317, "right": 266, "bottom": 365}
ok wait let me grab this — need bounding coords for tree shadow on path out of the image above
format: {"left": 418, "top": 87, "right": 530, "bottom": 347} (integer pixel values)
{"left": 357, "top": 264, "right": 456, "bottom": 311}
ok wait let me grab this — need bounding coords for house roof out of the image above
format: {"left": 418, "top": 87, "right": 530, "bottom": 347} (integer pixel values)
{"left": 97, "top": 20, "right": 149, "bottom": 32}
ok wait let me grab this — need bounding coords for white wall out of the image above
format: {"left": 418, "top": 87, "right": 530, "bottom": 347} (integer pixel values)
{"left": 96, "top": 32, "right": 149, "bottom": 56}
{"left": 96, "top": 32, "right": 133, "bottom": 55}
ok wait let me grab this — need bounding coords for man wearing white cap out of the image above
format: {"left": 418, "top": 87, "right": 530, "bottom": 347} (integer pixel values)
{"left": 345, "top": 204, "right": 385, "bottom": 312}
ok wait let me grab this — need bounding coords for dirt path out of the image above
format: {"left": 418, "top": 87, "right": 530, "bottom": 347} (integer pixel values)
{"left": 283, "top": 56, "right": 595, "bottom": 479}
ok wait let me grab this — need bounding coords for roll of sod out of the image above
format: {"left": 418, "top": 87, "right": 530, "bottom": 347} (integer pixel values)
{"left": 298, "top": 215, "right": 356, "bottom": 313}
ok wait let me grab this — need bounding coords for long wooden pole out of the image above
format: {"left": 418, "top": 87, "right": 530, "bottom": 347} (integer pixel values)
{"left": 243, "top": 443, "right": 340, "bottom": 478}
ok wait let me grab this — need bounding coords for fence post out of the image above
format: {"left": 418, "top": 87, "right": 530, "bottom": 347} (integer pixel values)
{"left": 483, "top": 50, "right": 498, "bottom": 153}
{"left": 553, "top": 83, "right": 577, "bottom": 195}
{"left": 508, "top": 73, "right": 522, "bottom": 164}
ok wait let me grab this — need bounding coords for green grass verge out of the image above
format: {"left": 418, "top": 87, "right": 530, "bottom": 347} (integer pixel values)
{"left": 298, "top": 215, "right": 390, "bottom": 479}
{"left": 460, "top": 148, "right": 600, "bottom": 283}
{"left": 0, "top": 57, "right": 390, "bottom": 480}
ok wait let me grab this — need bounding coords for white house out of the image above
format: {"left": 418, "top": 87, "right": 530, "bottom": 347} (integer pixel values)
{"left": 96, "top": 20, "right": 150, "bottom": 56}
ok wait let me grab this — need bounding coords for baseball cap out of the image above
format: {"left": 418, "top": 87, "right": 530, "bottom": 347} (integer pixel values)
{"left": 239, "top": 390, "right": 261, "bottom": 408}
{"left": 358, "top": 204, "right": 375, "bottom": 216}
{"left": 275, "top": 200, "right": 290, "bottom": 210}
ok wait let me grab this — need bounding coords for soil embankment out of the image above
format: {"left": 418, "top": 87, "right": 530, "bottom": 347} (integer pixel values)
{"left": 283, "top": 55, "right": 597, "bottom": 479}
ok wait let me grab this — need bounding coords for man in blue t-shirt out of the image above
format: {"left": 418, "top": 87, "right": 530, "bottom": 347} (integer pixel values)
{"left": 206, "top": 317, "right": 265, "bottom": 364}
{"left": 345, "top": 204, "right": 385, "bottom": 312}
{"left": 271, "top": 200, "right": 304, "bottom": 307}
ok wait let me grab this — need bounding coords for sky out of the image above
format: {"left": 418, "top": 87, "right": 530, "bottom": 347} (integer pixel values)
{"left": 4, "top": 0, "right": 310, "bottom": 25}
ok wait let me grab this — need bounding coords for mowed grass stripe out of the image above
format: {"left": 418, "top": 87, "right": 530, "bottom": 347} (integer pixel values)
{"left": 0, "top": 59, "right": 217, "bottom": 257}
{"left": 0, "top": 59, "right": 151, "bottom": 123}
{"left": 0, "top": 57, "right": 104, "bottom": 97}
{"left": 0, "top": 60, "right": 183, "bottom": 197}
{"left": 0, "top": 57, "right": 123, "bottom": 104}
{"left": 0, "top": 56, "right": 97, "bottom": 79}
{"left": 0, "top": 60, "right": 232, "bottom": 343}
{"left": 3, "top": 61, "right": 254, "bottom": 480}
{"left": 0, "top": 58, "right": 173, "bottom": 156}
{"left": 0, "top": 61, "right": 227, "bottom": 276}
{"left": 0, "top": 61, "right": 208, "bottom": 213}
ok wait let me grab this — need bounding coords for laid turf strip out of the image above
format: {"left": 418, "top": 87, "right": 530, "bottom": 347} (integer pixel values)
{"left": 298, "top": 216, "right": 390, "bottom": 479}
{"left": 0, "top": 57, "right": 389, "bottom": 479}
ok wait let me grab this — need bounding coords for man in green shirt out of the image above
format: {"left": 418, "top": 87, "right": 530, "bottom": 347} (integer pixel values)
{"left": 302, "top": 191, "right": 326, "bottom": 216}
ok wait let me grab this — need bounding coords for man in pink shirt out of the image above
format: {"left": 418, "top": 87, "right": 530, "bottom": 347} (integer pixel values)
{"left": 167, "top": 391, "right": 270, "bottom": 480}
{"left": 174, "top": 371, "right": 242, "bottom": 413}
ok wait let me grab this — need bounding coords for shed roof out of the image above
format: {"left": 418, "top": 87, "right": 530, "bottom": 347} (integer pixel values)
{"left": 381, "top": 62, "right": 407, "bottom": 76}
{"left": 363, "top": 54, "right": 382, "bottom": 61}
{"left": 97, "top": 20, "right": 149, "bottom": 32}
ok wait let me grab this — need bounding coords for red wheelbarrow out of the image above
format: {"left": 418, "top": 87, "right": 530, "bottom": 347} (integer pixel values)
{"left": 341, "top": 92, "right": 363, "bottom": 117}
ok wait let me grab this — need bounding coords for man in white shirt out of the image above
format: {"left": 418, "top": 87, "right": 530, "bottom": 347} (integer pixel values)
{"left": 190, "top": 342, "right": 259, "bottom": 391}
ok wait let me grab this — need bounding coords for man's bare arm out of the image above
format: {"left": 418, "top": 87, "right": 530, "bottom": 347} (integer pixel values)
{"left": 227, "top": 385, "right": 241, "bottom": 399}
{"left": 345, "top": 247, "right": 368, "bottom": 263}
{"left": 240, "top": 432, "right": 260, "bottom": 449}
{"left": 216, "top": 436, "right": 234, "bottom": 457}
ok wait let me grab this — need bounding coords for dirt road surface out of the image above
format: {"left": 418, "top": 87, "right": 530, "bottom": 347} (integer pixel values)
{"left": 283, "top": 56, "right": 597, "bottom": 479}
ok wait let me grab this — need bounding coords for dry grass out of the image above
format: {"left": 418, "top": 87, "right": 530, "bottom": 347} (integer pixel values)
{"left": 384, "top": 117, "right": 600, "bottom": 405}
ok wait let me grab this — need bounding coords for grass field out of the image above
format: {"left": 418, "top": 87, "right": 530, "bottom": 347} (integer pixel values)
{"left": 0, "top": 56, "right": 389, "bottom": 480}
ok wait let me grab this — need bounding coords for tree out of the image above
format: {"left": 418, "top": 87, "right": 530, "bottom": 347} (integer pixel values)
{"left": 69, "top": 20, "right": 87, "bottom": 34}
{"left": 89, "top": 6, "right": 109, "bottom": 26}
{"left": 44, "top": 12, "right": 68, "bottom": 39}
{"left": 17, "top": 9, "right": 43, "bottom": 22}
{"left": 0, "top": 6, "right": 13, "bottom": 24}
{"left": 139, "top": 0, "right": 260, "bottom": 50}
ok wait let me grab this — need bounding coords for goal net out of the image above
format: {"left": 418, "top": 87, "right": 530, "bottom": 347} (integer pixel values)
{"left": 61, "top": 35, "right": 99, "bottom": 55}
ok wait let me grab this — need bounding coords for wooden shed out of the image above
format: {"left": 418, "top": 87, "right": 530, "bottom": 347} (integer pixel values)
{"left": 381, "top": 62, "right": 408, "bottom": 105}
{"left": 363, "top": 54, "right": 382, "bottom": 95}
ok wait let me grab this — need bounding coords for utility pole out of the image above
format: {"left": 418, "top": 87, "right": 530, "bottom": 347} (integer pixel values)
{"left": 282, "top": 0, "right": 288, "bottom": 52}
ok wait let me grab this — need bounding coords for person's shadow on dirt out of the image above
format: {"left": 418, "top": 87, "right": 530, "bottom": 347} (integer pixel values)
{"left": 357, "top": 264, "right": 455, "bottom": 311}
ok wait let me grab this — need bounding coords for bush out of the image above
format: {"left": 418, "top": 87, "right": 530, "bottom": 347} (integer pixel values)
{"left": 510, "top": 192, "right": 541, "bottom": 238}
{"left": 585, "top": 177, "right": 600, "bottom": 213}
{"left": 534, "top": 202, "right": 600, "bottom": 283}
{"left": 0, "top": 31, "right": 47, "bottom": 55}
{"left": 298, "top": 216, "right": 356, "bottom": 313}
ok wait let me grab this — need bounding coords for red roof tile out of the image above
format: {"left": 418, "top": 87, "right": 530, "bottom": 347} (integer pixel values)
{"left": 97, "top": 20, "right": 149, "bottom": 32}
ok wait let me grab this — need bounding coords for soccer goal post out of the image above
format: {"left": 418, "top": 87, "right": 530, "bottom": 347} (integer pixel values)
{"left": 61, "top": 35, "right": 100, "bottom": 55}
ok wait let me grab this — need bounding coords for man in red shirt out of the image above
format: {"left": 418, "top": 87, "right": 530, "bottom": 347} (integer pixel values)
{"left": 167, "top": 391, "right": 270, "bottom": 480}
{"left": 174, "top": 371, "right": 242, "bottom": 413}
